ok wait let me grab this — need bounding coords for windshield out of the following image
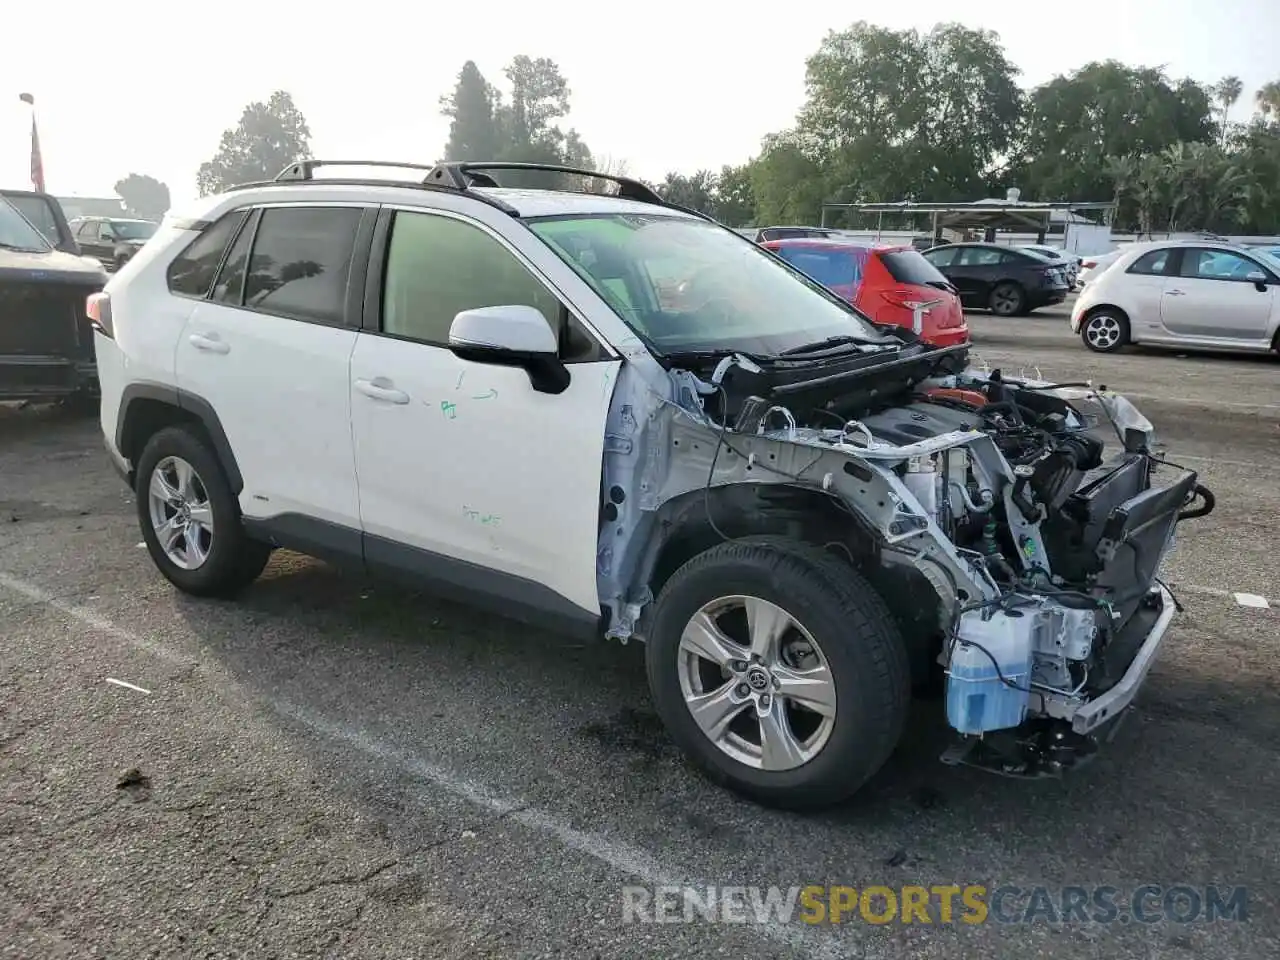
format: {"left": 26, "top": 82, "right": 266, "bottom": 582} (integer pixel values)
{"left": 0, "top": 197, "right": 53, "bottom": 252}
{"left": 5, "top": 195, "right": 61, "bottom": 246}
{"left": 112, "top": 220, "right": 157, "bottom": 240}
{"left": 527, "top": 214, "right": 888, "bottom": 356}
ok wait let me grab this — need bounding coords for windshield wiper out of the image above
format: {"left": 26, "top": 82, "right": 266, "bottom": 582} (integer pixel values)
{"left": 778, "top": 335, "right": 888, "bottom": 357}
{"left": 0, "top": 241, "right": 47, "bottom": 252}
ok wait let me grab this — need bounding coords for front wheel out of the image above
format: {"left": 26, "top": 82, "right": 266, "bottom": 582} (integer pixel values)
{"left": 645, "top": 540, "right": 910, "bottom": 810}
{"left": 1081, "top": 309, "right": 1130, "bottom": 353}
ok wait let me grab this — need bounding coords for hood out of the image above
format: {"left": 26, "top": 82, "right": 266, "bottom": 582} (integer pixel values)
{"left": 0, "top": 246, "right": 109, "bottom": 285}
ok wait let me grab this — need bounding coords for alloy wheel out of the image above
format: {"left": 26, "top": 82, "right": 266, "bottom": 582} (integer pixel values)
{"left": 676, "top": 595, "right": 837, "bottom": 771}
{"left": 1084, "top": 313, "right": 1124, "bottom": 350}
{"left": 146, "top": 456, "right": 215, "bottom": 570}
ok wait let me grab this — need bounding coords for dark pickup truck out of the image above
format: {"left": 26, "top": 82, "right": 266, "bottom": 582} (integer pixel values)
{"left": 1, "top": 193, "right": 108, "bottom": 403}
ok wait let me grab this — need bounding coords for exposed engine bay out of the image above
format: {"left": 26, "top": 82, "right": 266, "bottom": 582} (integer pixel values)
{"left": 595, "top": 339, "right": 1216, "bottom": 780}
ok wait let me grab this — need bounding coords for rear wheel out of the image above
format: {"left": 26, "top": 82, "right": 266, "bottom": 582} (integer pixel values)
{"left": 645, "top": 540, "right": 910, "bottom": 810}
{"left": 1081, "top": 309, "right": 1130, "bottom": 353}
{"left": 989, "top": 282, "right": 1026, "bottom": 316}
{"left": 135, "top": 426, "right": 271, "bottom": 597}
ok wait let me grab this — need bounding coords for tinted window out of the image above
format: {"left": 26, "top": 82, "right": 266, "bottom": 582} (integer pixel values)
{"left": 383, "top": 210, "right": 601, "bottom": 361}
{"left": 1127, "top": 249, "right": 1172, "bottom": 276}
{"left": 97, "top": 222, "right": 116, "bottom": 241}
{"left": 76, "top": 221, "right": 97, "bottom": 239}
{"left": 879, "top": 250, "right": 949, "bottom": 287}
{"left": 924, "top": 246, "right": 957, "bottom": 267}
{"left": 775, "top": 248, "right": 860, "bottom": 288}
{"left": 211, "top": 211, "right": 258, "bottom": 305}
{"left": 957, "top": 246, "right": 1013, "bottom": 266}
{"left": 242, "top": 206, "right": 361, "bottom": 324}
{"left": 1179, "top": 248, "right": 1269, "bottom": 281}
{"left": 167, "top": 211, "right": 247, "bottom": 298}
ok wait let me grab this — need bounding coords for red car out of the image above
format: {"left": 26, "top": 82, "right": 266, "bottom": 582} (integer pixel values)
{"left": 762, "top": 238, "right": 968, "bottom": 347}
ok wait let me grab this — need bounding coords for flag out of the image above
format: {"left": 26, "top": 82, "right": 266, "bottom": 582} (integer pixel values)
{"left": 19, "top": 94, "right": 44, "bottom": 192}
{"left": 29, "top": 117, "right": 45, "bottom": 193}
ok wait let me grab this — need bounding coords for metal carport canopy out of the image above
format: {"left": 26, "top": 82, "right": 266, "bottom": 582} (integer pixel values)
{"left": 819, "top": 200, "right": 1115, "bottom": 232}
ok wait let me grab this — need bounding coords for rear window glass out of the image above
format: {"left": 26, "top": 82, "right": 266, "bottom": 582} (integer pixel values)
{"left": 879, "top": 250, "right": 949, "bottom": 287}
{"left": 775, "top": 247, "right": 862, "bottom": 288}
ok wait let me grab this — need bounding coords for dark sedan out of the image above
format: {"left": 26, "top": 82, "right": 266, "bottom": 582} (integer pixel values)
{"left": 922, "top": 242, "right": 1072, "bottom": 316}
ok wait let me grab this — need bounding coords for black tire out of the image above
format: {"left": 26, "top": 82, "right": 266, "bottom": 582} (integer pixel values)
{"left": 988, "top": 281, "right": 1026, "bottom": 317}
{"left": 645, "top": 539, "right": 910, "bottom": 810}
{"left": 1080, "top": 308, "right": 1130, "bottom": 353}
{"left": 134, "top": 425, "right": 271, "bottom": 598}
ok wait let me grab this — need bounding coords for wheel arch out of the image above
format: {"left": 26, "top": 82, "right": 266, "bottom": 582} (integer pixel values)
{"left": 116, "top": 382, "right": 244, "bottom": 493}
{"left": 631, "top": 483, "right": 941, "bottom": 685}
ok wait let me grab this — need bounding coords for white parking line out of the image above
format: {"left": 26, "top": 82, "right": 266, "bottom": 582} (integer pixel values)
{"left": 1169, "top": 583, "right": 1273, "bottom": 609}
{"left": 104, "top": 677, "right": 151, "bottom": 694}
{"left": 0, "top": 571, "right": 846, "bottom": 960}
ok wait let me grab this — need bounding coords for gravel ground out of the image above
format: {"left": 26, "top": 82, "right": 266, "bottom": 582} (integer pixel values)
{"left": 1, "top": 304, "right": 1277, "bottom": 959}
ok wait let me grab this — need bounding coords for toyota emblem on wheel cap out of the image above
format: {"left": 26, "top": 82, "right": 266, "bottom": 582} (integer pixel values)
{"left": 746, "top": 668, "right": 770, "bottom": 691}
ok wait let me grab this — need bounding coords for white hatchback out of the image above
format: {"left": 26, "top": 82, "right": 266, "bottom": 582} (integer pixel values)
{"left": 1071, "top": 240, "right": 1280, "bottom": 354}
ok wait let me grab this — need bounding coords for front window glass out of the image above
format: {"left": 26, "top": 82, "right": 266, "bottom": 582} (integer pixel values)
{"left": 527, "top": 214, "right": 887, "bottom": 356}
{"left": 112, "top": 220, "right": 158, "bottom": 241}
{"left": 0, "top": 197, "right": 52, "bottom": 252}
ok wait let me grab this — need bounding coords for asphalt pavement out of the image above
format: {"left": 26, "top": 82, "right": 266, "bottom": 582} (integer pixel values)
{"left": 1, "top": 302, "right": 1277, "bottom": 959}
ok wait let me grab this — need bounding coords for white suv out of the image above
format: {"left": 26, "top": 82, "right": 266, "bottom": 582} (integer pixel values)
{"left": 90, "top": 160, "right": 1212, "bottom": 809}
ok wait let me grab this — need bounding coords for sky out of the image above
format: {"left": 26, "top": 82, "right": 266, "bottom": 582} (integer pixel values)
{"left": 3, "top": 0, "right": 1279, "bottom": 212}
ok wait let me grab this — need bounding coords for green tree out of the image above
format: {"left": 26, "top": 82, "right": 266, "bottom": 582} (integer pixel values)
{"left": 438, "top": 56, "right": 594, "bottom": 187}
{"left": 113, "top": 173, "right": 170, "bottom": 221}
{"left": 1012, "top": 61, "right": 1214, "bottom": 201}
{"left": 796, "top": 21, "right": 1023, "bottom": 203}
{"left": 439, "top": 61, "right": 502, "bottom": 161}
{"left": 749, "top": 133, "right": 828, "bottom": 225}
{"left": 712, "top": 163, "right": 757, "bottom": 226}
{"left": 658, "top": 170, "right": 717, "bottom": 214}
{"left": 196, "top": 91, "right": 312, "bottom": 196}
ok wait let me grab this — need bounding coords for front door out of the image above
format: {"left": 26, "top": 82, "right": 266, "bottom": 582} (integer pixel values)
{"left": 1161, "top": 247, "right": 1276, "bottom": 342}
{"left": 348, "top": 207, "right": 621, "bottom": 627}
{"left": 174, "top": 203, "right": 368, "bottom": 531}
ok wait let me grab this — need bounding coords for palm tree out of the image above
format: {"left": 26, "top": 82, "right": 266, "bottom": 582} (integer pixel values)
{"left": 1255, "top": 80, "right": 1280, "bottom": 120}
{"left": 1215, "top": 76, "right": 1243, "bottom": 146}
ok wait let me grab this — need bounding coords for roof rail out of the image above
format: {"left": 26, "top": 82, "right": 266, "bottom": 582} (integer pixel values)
{"left": 275, "top": 160, "right": 438, "bottom": 182}
{"left": 424, "top": 161, "right": 667, "bottom": 207}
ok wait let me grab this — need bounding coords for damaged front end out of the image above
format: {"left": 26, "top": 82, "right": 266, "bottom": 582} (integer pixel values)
{"left": 596, "top": 338, "right": 1214, "bottom": 781}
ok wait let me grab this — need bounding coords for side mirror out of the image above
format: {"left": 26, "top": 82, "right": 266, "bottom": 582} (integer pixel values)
{"left": 448, "top": 305, "right": 570, "bottom": 395}
{"left": 1245, "top": 270, "right": 1268, "bottom": 290}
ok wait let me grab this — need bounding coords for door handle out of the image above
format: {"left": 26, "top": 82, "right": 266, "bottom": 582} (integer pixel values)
{"left": 354, "top": 377, "right": 410, "bottom": 405}
{"left": 1165, "top": 288, "right": 1186, "bottom": 296}
{"left": 188, "top": 332, "right": 230, "bottom": 354}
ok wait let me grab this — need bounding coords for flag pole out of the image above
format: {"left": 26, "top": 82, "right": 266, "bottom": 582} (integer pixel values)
{"left": 18, "top": 92, "right": 45, "bottom": 193}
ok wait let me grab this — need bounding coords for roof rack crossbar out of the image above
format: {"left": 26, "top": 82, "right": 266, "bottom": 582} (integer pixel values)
{"left": 275, "top": 160, "right": 439, "bottom": 182}
{"left": 425, "top": 161, "right": 667, "bottom": 207}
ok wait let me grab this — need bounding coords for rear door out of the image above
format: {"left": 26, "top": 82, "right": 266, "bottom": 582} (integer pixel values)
{"left": 173, "top": 202, "right": 372, "bottom": 530}
{"left": 1160, "top": 247, "right": 1276, "bottom": 342}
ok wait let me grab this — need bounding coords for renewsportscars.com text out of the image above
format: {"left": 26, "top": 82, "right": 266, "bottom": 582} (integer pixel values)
{"left": 621, "top": 884, "right": 1249, "bottom": 926}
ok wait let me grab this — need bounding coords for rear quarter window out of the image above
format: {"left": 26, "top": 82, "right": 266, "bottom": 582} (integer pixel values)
{"left": 166, "top": 211, "right": 250, "bottom": 299}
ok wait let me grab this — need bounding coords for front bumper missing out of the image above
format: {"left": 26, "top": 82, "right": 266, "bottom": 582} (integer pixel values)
{"left": 1069, "top": 585, "right": 1176, "bottom": 734}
